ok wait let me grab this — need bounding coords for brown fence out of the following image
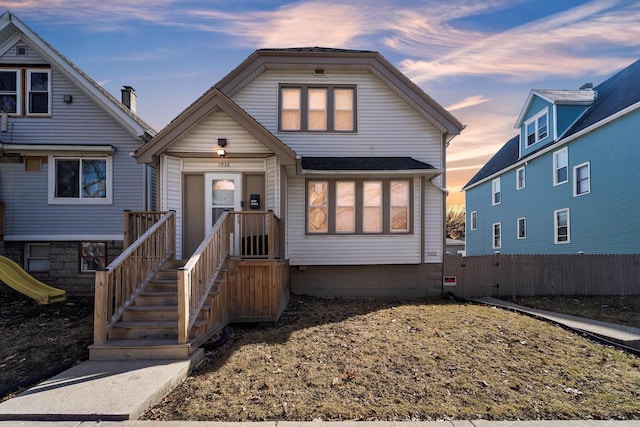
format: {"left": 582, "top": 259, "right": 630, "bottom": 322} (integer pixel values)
{"left": 444, "top": 254, "right": 640, "bottom": 298}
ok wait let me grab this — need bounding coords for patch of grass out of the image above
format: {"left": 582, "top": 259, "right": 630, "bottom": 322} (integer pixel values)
{"left": 506, "top": 296, "right": 640, "bottom": 328}
{"left": 144, "top": 297, "right": 640, "bottom": 421}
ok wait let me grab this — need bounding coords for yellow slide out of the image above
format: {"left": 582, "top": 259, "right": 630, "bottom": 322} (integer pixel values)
{"left": 0, "top": 255, "right": 66, "bottom": 304}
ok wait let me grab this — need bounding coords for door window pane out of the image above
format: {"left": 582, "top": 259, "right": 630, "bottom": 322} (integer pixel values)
{"left": 363, "top": 181, "right": 382, "bottom": 233}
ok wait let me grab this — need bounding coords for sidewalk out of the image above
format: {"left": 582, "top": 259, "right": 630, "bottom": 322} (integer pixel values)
{"left": 472, "top": 297, "right": 640, "bottom": 350}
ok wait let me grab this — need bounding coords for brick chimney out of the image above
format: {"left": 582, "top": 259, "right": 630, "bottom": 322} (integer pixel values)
{"left": 121, "top": 86, "right": 137, "bottom": 113}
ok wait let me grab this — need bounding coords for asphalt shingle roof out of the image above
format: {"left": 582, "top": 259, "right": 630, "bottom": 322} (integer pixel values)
{"left": 301, "top": 157, "right": 435, "bottom": 171}
{"left": 463, "top": 58, "right": 640, "bottom": 189}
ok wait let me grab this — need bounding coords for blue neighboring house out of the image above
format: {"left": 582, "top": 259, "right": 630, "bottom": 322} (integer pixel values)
{"left": 463, "top": 59, "right": 640, "bottom": 255}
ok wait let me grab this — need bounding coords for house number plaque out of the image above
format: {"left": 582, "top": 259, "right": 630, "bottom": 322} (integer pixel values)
{"left": 218, "top": 162, "right": 230, "bottom": 168}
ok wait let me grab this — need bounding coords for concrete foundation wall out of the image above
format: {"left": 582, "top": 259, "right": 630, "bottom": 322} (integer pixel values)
{"left": 290, "top": 263, "right": 443, "bottom": 298}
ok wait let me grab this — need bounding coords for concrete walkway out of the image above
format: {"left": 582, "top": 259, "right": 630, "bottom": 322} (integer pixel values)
{"left": 472, "top": 297, "right": 640, "bottom": 350}
{"left": 1, "top": 299, "right": 639, "bottom": 424}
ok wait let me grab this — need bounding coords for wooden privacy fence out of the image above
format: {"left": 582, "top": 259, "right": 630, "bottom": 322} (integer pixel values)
{"left": 444, "top": 254, "right": 640, "bottom": 298}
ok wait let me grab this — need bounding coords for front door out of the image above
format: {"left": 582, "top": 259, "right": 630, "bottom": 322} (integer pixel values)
{"left": 205, "top": 173, "right": 242, "bottom": 255}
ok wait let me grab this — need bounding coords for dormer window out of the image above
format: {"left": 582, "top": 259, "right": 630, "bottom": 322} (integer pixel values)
{"left": 524, "top": 109, "right": 549, "bottom": 147}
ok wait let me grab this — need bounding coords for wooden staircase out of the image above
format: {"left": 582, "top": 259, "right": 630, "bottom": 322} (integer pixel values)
{"left": 89, "top": 259, "right": 227, "bottom": 360}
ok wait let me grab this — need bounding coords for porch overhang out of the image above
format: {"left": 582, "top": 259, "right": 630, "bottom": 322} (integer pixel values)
{"left": 296, "top": 156, "right": 443, "bottom": 177}
{"left": 0, "top": 144, "right": 116, "bottom": 156}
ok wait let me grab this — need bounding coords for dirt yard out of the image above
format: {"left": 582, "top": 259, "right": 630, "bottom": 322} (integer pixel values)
{"left": 144, "top": 296, "right": 640, "bottom": 422}
{"left": 0, "top": 287, "right": 93, "bottom": 398}
{"left": 2, "top": 286, "right": 639, "bottom": 421}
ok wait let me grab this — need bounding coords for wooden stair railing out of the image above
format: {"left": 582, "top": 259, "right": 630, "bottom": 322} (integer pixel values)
{"left": 177, "top": 212, "right": 230, "bottom": 344}
{"left": 94, "top": 211, "right": 176, "bottom": 346}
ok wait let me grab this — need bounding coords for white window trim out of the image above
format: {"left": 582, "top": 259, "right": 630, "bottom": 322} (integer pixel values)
{"left": 573, "top": 161, "right": 591, "bottom": 197}
{"left": 554, "top": 208, "right": 570, "bottom": 244}
{"left": 470, "top": 211, "right": 477, "bottom": 231}
{"left": 0, "top": 68, "right": 22, "bottom": 115}
{"left": 26, "top": 69, "right": 52, "bottom": 116}
{"left": 516, "top": 167, "right": 525, "bottom": 190}
{"left": 492, "top": 178, "right": 501, "bottom": 206}
{"left": 524, "top": 108, "right": 549, "bottom": 148}
{"left": 492, "top": 222, "right": 501, "bottom": 249}
{"left": 553, "top": 147, "right": 568, "bottom": 186}
{"left": 517, "top": 217, "right": 526, "bottom": 239}
{"left": 25, "top": 242, "right": 50, "bottom": 273}
{"left": 47, "top": 155, "right": 113, "bottom": 205}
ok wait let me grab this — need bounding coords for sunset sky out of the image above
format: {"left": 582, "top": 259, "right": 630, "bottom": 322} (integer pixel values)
{"left": 5, "top": 0, "right": 640, "bottom": 207}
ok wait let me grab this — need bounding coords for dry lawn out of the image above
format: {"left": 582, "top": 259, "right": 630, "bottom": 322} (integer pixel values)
{"left": 144, "top": 297, "right": 640, "bottom": 422}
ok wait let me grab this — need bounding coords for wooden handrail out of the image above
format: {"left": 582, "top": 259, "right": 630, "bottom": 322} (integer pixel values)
{"left": 94, "top": 211, "right": 176, "bottom": 345}
{"left": 229, "top": 211, "right": 280, "bottom": 259}
{"left": 177, "top": 212, "right": 230, "bottom": 344}
{"left": 123, "top": 211, "right": 168, "bottom": 249}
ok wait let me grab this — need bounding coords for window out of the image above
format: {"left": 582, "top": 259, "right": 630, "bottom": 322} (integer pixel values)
{"left": 574, "top": 162, "right": 590, "bottom": 196}
{"left": 27, "top": 70, "right": 51, "bottom": 114}
{"left": 80, "top": 242, "right": 106, "bottom": 272}
{"left": 517, "top": 217, "right": 526, "bottom": 239}
{"left": 390, "top": 180, "right": 410, "bottom": 232}
{"left": 525, "top": 110, "right": 549, "bottom": 147}
{"left": 306, "top": 179, "right": 411, "bottom": 234}
{"left": 0, "top": 68, "right": 51, "bottom": 116}
{"left": 516, "top": 167, "right": 526, "bottom": 190}
{"left": 48, "top": 156, "right": 112, "bottom": 204}
{"left": 554, "top": 208, "right": 570, "bottom": 244}
{"left": 308, "top": 181, "right": 328, "bottom": 233}
{"left": 336, "top": 181, "right": 355, "bottom": 233}
{"left": 280, "top": 85, "right": 355, "bottom": 132}
{"left": 553, "top": 148, "right": 568, "bottom": 185}
{"left": 26, "top": 243, "right": 49, "bottom": 272}
{"left": 492, "top": 178, "right": 501, "bottom": 205}
{"left": 0, "top": 69, "right": 19, "bottom": 114}
{"left": 470, "top": 211, "right": 477, "bottom": 230}
{"left": 363, "top": 181, "right": 383, "bottom": 233}
{"left": 493, "top": 223, "right": 501, "bottom": 249}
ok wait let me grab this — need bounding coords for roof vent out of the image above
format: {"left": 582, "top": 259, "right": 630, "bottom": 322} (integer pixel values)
{"left": 15, "top": 46, "right": 26, "bottom": 56}
{"left": 313, "top": 68, "right": 325, "bottom": 76}
{"left": 580, "top": 82, "right": 593, "bottom": 90}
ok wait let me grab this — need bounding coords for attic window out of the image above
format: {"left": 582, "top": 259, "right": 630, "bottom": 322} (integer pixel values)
{"left": 16, "top": 46, "right": 27, "bottom": 56}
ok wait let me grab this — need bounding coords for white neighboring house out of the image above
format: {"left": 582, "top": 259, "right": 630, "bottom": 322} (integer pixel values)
{"left": 136, "top": 48, "right": 464, "bottom": 297}
{"left": 0, "top": 11, "right": 156, "bottom": 293}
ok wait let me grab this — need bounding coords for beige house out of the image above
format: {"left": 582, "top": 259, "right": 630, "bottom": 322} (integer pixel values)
{"left": 136, "top": 48, "right": 464, "bottom": 298}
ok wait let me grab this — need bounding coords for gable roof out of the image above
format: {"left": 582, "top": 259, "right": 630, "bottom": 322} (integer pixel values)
{"left": 135, "top": 88, "right": 297, "bottom": 165}
{"left": 464, "top": 58, "right": 640, "bottom": 191}
{"left": 0, "top": 11, "right": 155, "bottom": 140}
{"left": 515, "top": 89, "right": 595, "bottom": 128}
{"left": 206, "top": 47, "right": 464, "bottom": 138}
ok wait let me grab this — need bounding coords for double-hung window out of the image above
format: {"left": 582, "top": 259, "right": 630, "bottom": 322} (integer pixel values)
{"left": 0, "top": 68, "right": 51, "bottom": 115}
{"left": 553, "top": 148, "right": 568, "bottom": 185}
{"left": 280, "top": 85, "right": 355, "bottom": 132}
{"left": 306, "top": 179, "right": 411, "bottom": 235}
{"left": 492, "top": 223, "right": 501, "bottom": 249}
{"left": 516, "top": 167, "right": 525, "bottom": 190}
{"left": 517, "top": 217, "right": 526, "bottom": 239}
{"left": 525, "top": 109, "right": 549, "bottom": 147}
{"left": 48, "top": 156, "right": 112, "bottom": 204}
{"left": 492, "top": 178, "right": 501, "bottom": 205}
{"left": 554, "top": 208, "right": 570, "bottom": 244}
{"left": 574, "top": 162, "right": 590, "bottom": 196}
{"left": 470, "top": 211, "right": 477, "bottom": 230}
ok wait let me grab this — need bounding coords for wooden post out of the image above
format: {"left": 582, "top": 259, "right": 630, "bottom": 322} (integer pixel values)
{"left": 268, "top": 212, "right": 275, "bottom": 260}
{"left": 93, "top": 270, "right": 109, "bottom": 345}
{"left": 123, "top": 210, "right": 131, "bottom": 249}
{"left": 168, "top": 210, "right": 176, "bottom": 258}
{"left": 177, "top": 268, "right": 190, "bottom": 344}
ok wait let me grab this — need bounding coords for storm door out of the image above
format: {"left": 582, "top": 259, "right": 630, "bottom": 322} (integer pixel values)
{"left": 205, "top": 173, "right": 242, "bottom": 256}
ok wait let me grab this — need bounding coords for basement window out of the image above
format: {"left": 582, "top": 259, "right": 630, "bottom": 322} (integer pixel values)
{"left": 80, "top": 242, "right": 106, "bottom": 272}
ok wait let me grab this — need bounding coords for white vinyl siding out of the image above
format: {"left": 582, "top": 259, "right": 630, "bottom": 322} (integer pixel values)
{"left": 288, "top": 177, "right": 422, "bottom": 265}
{"left": 232, "top": 71, "right": 442, "bottom": 164}
{"left": 424, "top": 176, "right": 443, "bottom": 263}
{"left": 168, "top": 110, "right": 272, "bottom": 155}
{"left": 162, "top": 155, "right": 183, "bottom": 257}
{"left": 265, "top": 156, "right": 280, "bottom": 216}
